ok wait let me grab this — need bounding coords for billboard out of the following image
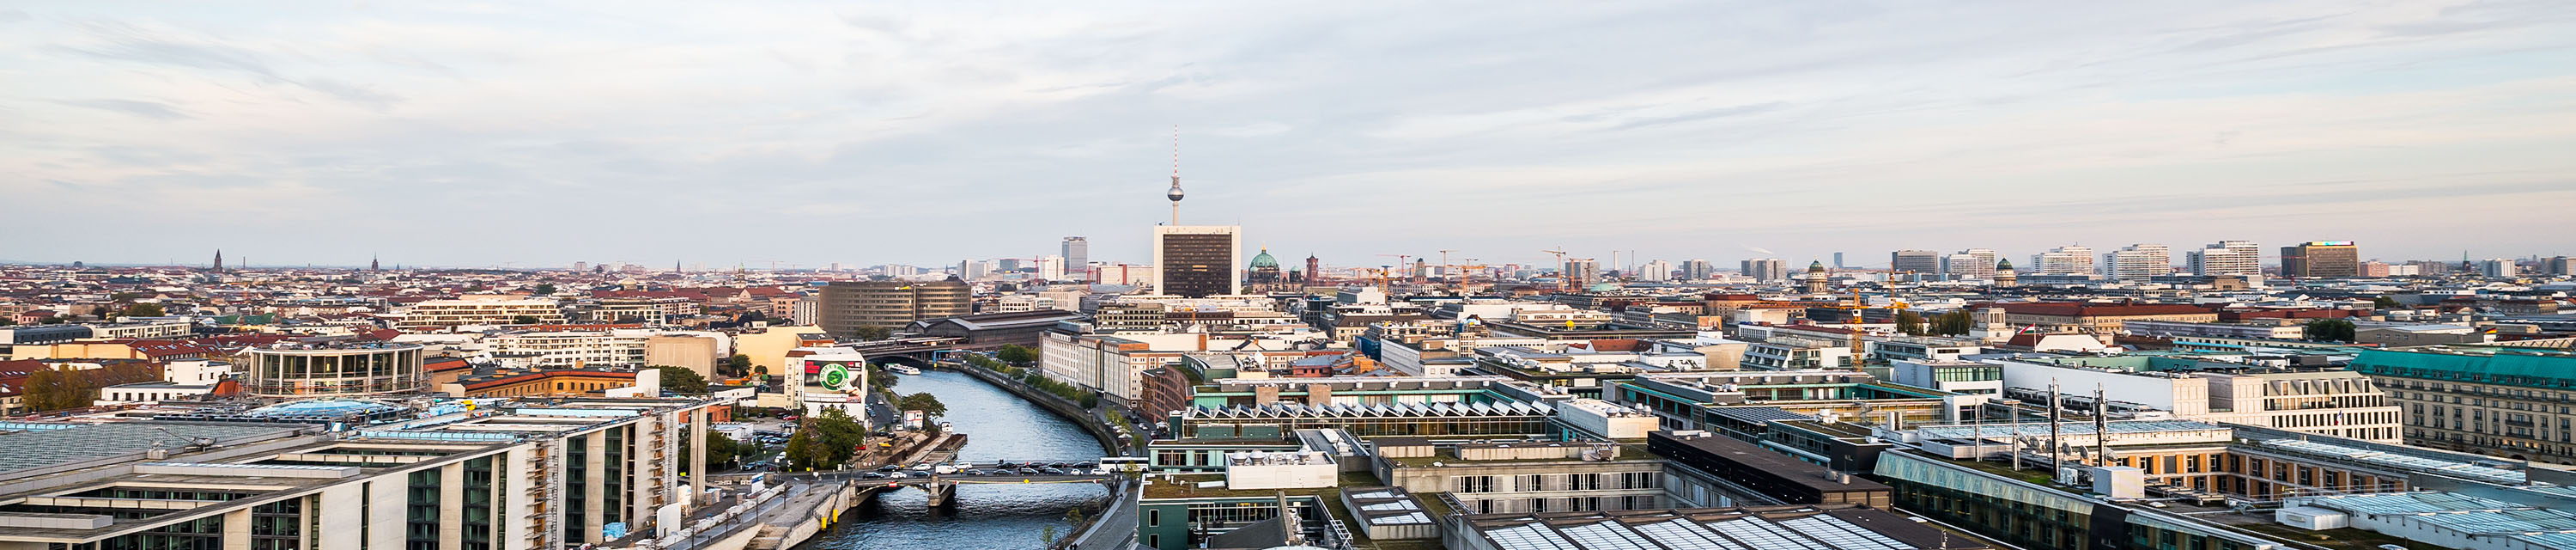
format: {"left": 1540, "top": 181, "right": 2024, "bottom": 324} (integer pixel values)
{"left": 804, "top": 358, "right": 863, "bottom": 394}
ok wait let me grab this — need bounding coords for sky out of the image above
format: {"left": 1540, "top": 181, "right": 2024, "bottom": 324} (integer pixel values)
{"left": 5, "top": 1, "right": 2574, "bottom": 271}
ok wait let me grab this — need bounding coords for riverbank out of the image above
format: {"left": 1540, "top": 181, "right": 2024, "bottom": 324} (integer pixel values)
{"left": 937, "top": 360, "right": 1127, "bottom": 456}
{"left": 797, "top": 369, "right": 1128, "bottom": 550}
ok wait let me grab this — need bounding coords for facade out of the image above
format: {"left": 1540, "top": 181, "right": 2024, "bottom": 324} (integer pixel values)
{"left": 1889, "top": 249, "right": 1941, "bottom": 276}
{"left": 1943, "top": 248, "right": 1999, "bottom": 281}
{"left": 814, "top": 279, "right": 971, "bottom": 339}
{"left": 1151, "top": 225, "right": 1242, "bottom": 297}
{"left": 2103, "top": 243, "right": 2171, "bottom": 281}
{"left": 1994, "top": 302, "right": 2216, "bottom": 334}
{"left": 1061, "top": 235, "right": 1089, "bottom": 281}
{"left": 244, "top": 343, "right": 428, "bottom": 397}
{"left": 2281, "top": 241, "right": 2360, "bottom": 278}
{"left": 1563, "top": 259, "right": 1601, "bottom": 287}
{"left": 2187, "top": 240, "right": 2263, "bottom": 276}
{"left": 1651, "top": 430, "right": 1892, "bottom": 508}
{"left": 487, "top": 330, "right": 653, "bottom": 369}
{"left": 2349, "top": 348, "right": 2576, "bottom": 463}
{"left": 1370, "top": 438, "right": 1666, "bottom": 515}
{"left": 1739, "top": 258, "right": 1787, "bottom": 282}
{"left": 2032, "top": 245, "right": 2096, "bottom": 275}
{"left": 400, "top": 295, "right": 566, "bottom": 330}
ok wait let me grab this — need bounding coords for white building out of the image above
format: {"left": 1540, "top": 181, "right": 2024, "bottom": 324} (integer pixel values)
{"left": 1036, "top": 254, "right": 1066, "bottom": 281}
{"left": 487, "top": 329, "right": 654, "bottom": 369}
{"left": 1943, "top": 249, "right": 1998, "bottom": 281}
{"left": 2032, "top": 245, "right": 2096, "bottom": 275}
{"left": 2103, "top": 243, "right": 2171, "bottom": 281}
{"left": 1991, "top": 358, "right": 2402, "bottom": 442}
{"left": 400, "top": 295, "right": 566, "bottom": 330}
{"left": 2481, "top": 259, "right": 2518, "bottom": 278}
{"left": 2188, "top": 240, "right": 2263, "bottom": 276}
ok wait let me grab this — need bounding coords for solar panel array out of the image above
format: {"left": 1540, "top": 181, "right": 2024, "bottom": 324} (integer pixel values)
{"left": 1480, "top": 513, "right": 1918, "bottom": 550}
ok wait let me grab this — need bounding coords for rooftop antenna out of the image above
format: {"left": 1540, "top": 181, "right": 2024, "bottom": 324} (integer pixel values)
{"left": 1167, "top": 125, "right": 1184, "bottom": 226}
{"left": 2093, "top": 382, "right": 2111, "bottom": 467}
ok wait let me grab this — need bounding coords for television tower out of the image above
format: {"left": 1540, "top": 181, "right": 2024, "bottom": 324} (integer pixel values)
{"left": 1166, "top": 125, "right": 1184, "bottom": 226}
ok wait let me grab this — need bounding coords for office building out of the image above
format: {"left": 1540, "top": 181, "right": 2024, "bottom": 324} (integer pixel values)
{"left": 2031, "top": 245, "right": 2095, "bottom": 275}
{"left": 2481, "top": 259, "right": 2519, "bottom": 278}
{"left": 1889, "top": 249, "right": 1941, "bottom": 276}
{"left": 400, "top": 295, "right": 566, "bottom": 330}
{"left": 2281, "top": 241, "right": 2360, "bottom": 278}
{"left": 815, "top": 279, "right": 971, "bottom": 339}
{"left": 1739, "top": 258, "right": 1786, "bottom": 282}
{"left": 2103, "top": 243, "right": 2171, "bottom": 281}
{"left": 0, "top": 398, "right": 719, "bottom": 550}
{"left": 1680, "top": 259, "right": 1714, "bottom": 280}
{"left": 245, "top": 342, "right": 428, "bottom": 397}
{"left": 2351, "top": 348, "right": 2576, "bottom": 461}
{"left": 2187, "top": 240, "right": 2263, "bottom": 276}
{"left": 1639, "top": 260, "right": 1673, "bottom": 282}
{"left": 1036, "top": 254, "right": 1066, "bottom": 281}
{"left": 1061, "top": 236, "right": 1089, "bottom": 281}
{"left": 2549, "top": 256, "right": 2573, "bottom": 276}
{"left": 1370, "top": 437, "right": 1667, "bottom": 515}
{"left": 1942, "top": 248, "right": 1996, "bottom": 280}
{"left": 1151, "top": 225, "right": 1241, "bottom": 297}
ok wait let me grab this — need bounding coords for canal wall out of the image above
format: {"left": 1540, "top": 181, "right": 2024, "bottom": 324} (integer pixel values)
{"left": 948, "top": 363, "right": 1126, "bottom": 456}
{"left": 745, "top": 481, "right": 872, "bottom": 550}
{"left": 1065, "top": 479, "right": 1142, "bottom": 550}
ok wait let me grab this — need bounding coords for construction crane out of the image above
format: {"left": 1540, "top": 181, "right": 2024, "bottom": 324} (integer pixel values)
{"left": 1540, "top": 248, "right": 1569, "bottom": 289}
{"left": 1375, "top": 254, "right": 1411, "bottom": 284}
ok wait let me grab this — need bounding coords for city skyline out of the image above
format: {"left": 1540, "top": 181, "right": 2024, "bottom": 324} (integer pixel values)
{"left": 8, "top": 2, "right": 2575, "bottom": 266}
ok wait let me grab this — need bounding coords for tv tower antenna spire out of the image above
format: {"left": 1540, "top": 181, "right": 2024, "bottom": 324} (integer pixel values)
{"left": 1167, "top": 125, "right": 1184, "bottom": 226}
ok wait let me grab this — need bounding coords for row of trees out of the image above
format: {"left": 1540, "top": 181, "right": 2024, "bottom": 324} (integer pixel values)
{"left": 964, "top": 346, "right": 1100, "bottom": 408}
{"left": 2304, "top": 319, "right": 2359, "bottom": 342}
{"left": 22, "top": 364, "right": 164, "bottom": 412}
{"left": 1886, "top": 309, "right": 1980, "bottom": 337}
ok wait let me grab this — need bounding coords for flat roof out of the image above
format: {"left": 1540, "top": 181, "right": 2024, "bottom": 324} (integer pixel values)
{"left": 0, "top": 422, "right": 313, "bottom": 478}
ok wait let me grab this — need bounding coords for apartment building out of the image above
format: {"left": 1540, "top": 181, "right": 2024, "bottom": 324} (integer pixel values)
{"left": 400, "top": 295, "right": 567, "bottom": 330}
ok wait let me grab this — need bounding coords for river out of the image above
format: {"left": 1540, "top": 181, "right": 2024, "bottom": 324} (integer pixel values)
{"left": 805, "top": 369, "right": 1110, "bottom": 550}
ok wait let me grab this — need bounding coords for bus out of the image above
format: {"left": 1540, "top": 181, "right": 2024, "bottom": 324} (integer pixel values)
{"left": 1097, "top": 456, "right": 1149, "bottom": 474}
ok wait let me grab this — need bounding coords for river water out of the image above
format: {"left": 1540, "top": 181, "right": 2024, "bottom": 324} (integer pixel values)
{"left": 805, "top": 369, "right": 1110, "bottom": 550}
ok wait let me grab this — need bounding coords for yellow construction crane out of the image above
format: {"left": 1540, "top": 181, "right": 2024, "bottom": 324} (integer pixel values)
{"left": 1540, "top": 248, "right": 1569, "bottom": 289}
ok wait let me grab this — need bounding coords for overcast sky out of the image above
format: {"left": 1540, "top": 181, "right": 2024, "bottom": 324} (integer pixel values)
{"left": 5, "top": 1, "right": 2573, "bottom": 270}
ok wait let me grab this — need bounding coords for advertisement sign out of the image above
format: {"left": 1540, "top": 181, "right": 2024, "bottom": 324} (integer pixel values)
{"left": 804, "top": 359, "right": 863, "bottom": 394}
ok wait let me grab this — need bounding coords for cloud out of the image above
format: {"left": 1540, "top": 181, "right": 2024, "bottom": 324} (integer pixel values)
{"left": 57, "top": 99, "right": 193, "bottom": 120}
{"left": 3, "top": 1, "right": 2574, "bottom": 266}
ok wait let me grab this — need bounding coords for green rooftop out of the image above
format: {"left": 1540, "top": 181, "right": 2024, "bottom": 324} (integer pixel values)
{"left": 2351, "top": 349, "right": 2576, "bottom": 387}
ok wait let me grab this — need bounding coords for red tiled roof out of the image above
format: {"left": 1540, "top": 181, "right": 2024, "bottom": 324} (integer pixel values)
{"left": 1995, "top": 302, "right": 2213, "bottom": 317}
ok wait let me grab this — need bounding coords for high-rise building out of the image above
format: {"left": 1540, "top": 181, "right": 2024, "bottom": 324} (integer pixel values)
{"left": 1641, "top": 260, "right": 1674, "bottom": 282}
{"left": 2548, "top": 256, "right": 2574, "bottom": 276}
{"left": 1889, "top": 249, "right": 1941, "bottom": 278}
{"left": 2032, "top": 245, "right": 2095, "bottom": 275}
{"left": 816, "top": 280, "right": 970, "bottom": 338}
{"left": 1681, "top": 259, "right": 1714, "bottom": 280}
{"left": 1061, "top": 236, "right": 1089, "bottom": 281}
{"left": 1036, "top": 254, "right": 1066, "bottom": 281}
{"left": 1563, "top": 259, "right": 1601, "bottom": 287}
{"left": 961, "top": 260, "right": 992, "bottom": 281}
{"left": 1832, "top": 252, "right": 1845, "bottom": 269}
{"left": 1740, "top": 259, "right": 1787, "bottom": 282}
{"left": 572, "top": 261, "right": 587, "bottom": 272}
{"left": 2480, "top": 259, "right": 2519, "bottom": 278}
{"left": 1151, "top": 225, "right": 1242, "bottom": 297}
{"left": 1939, "top": 248, "right": 1997, "bottom": 281}
{"left": 2102, "top": 243, "right": 2171, "bottom": 281}
{"left": 2186, "top": 240, "right": 2262, "bottom": 276}
{"left": 2280, "top": 241, "right": 2360, "bottom": 278}
{"left": 998, "top": 258, "right": 1022, "bottom": 272}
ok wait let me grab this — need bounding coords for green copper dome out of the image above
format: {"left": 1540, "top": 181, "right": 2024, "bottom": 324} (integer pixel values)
{"left": 1249, "top": 248, "right": 1279, "bottom": 268}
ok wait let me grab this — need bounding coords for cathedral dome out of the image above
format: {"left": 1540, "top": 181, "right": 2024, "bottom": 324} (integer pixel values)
{"left": 1249, "top": 248, "right": 1279, "bottom": 269}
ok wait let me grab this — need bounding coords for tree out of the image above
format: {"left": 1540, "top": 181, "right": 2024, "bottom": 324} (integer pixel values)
{"left": 511, "top": 315, "right": 541, "bottom": 325}
{"left": 2303, "top": 319, "right": 2357, "bottom": 342}
{"left": 801, "top": 408, "right": 869, "bottom": 468}
{"left": 533, "top": 283, "right": 557, "bottom": 296}
{"left": 852, "top": 325, "right": 894, "bottom": 341}
{"left": 996, "top": 345, "right": 1037, "bottom": 366}
{"left": 656, "top": 366, "right": 711, "bottom": 394}
{"left": 724, "top": 354, "right": 753, "bottom": 377}
{"left": 119, "top": 302, "right": 165, "bottom": 318}
{"left": 899, "top": 393, "right": 947, "bottom": 419}
{"left": 41, "top": 316, "right": 68, "bottom": 325}
{"left": 0, "top": 317, "right": 15, "bottom": 327}
{"left": 25, "top": 366, "right": 95, "bottom": 412}
{"left": 2372, "top": 296, "right": 2400, "bottom": 309}
{"left": 683, "top": 431, "right": 741, "bottom": 474}
{"left": 867, "top": 364, "right": 898, "bottom": 394}
{"left": 782, "top": 431, "right": 824, "bottom": 471}
{"left": 1894, "top": 310, "right": 1924, "bottom": 336}
{"left": 1929, "top": 310, "right": 1976, "bottom": 336}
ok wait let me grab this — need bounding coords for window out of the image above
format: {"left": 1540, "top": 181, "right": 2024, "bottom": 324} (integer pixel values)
{"left": 1145, "top": 509, "right": 1160, "bottom": 527}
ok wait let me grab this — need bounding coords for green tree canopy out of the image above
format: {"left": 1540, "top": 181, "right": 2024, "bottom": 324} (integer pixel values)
{"left": 1894, "top": 310, "right": 1924, "bottom": 336}
{"left": 25, "top": 366, "right": 94, "bottom": 412}
{"left": 119, "top": 302, "right": 165, "bottom": 318}
{"left": 852, "top": 325, "right": 894, "bottom": 341}
{"left": 2372, "top": 296, "right": 2400, "bottom": 309}
{"left": 995, "top": 345, "right": 1037, "bottom": 366}
{"left": 655, "top": 366, "right": 711, "bottom": 394}
{"left": 533, "top": 283, "right": 557, "bottom": 296}
{"left": 899, "top": 393, "right": 947, "bottom": 419}
{"left": 1929, "top": 310, "right": 1976, "bottom": 336}
{"left": 2303, "top": 319, "right": 2357, "bottom": 342}
{"left": 724, "top": 354, "right": 753, "bottom": 377}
